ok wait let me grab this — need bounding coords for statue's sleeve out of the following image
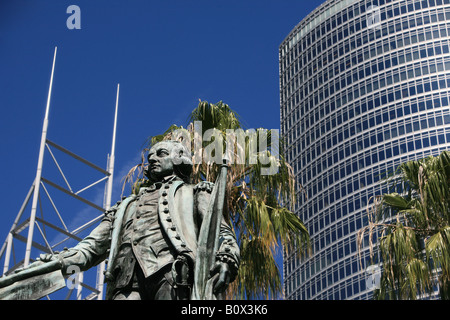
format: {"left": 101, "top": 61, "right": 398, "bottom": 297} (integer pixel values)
{"left": 58, "top": 207, "right": 115, "bottom": 272}
{"left": 194, "top": 182, "right": 240, "bottom": 281}
{"left": 215, "top": 218, "right": 240, "bottom": 281}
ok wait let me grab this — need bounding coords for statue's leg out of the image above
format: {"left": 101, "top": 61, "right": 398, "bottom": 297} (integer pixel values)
{"left": 143, "top": 265, "right": 185, "bottom": 300}
{"left": 154, "top": 275, "right": 177, "bottom": 300}
{"left": 110, "top": 259, "right": 143, "bottom": 300}
{"left": 110, "top": 274, "right": 143, "bottom": 300}
{"left": 112, "top": 290, "right": 142, "bottom": 300}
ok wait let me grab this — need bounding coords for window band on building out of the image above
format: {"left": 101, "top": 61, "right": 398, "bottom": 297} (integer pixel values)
{"left": 280, "top": 0, "right": 450, "bottom": 300}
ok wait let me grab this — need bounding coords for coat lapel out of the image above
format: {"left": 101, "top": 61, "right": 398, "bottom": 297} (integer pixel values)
{"left": 159, "top": 180, "right": 196, "bottom": 261}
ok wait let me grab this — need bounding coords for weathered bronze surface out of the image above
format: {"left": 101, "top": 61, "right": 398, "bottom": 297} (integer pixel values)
{"left": 0, "top": 260, "right": 65, "bottom": 300}
{"left": 0, "top": 140, "right": 240, "bottom": 300}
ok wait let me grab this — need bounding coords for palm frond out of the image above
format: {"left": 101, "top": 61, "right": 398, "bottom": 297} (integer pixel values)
{"left": 122, "top": 100, "right": 310, "bottom": 300}
{"left": 360, "top": 151, "right": 450, "bottom": 300}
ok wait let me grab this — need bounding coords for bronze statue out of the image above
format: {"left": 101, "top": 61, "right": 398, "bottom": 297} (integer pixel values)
{"left": 2, "top": 140, "right": 240, "bottom": 300}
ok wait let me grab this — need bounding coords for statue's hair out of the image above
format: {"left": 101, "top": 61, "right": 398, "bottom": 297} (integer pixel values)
{"left": 144, "top": 140, "right": 193, "bottom": 183}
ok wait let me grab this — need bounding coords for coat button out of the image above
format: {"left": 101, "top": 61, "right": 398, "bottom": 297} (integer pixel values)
{"left": 163, "top": 208, "right": 169, "bottom": 213}
{"left": 133, "top": 240, "right": 138, "bottom": 245}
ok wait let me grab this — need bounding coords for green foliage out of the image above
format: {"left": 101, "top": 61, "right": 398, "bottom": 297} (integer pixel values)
{"left": 124, "top": 100, "right": 310, "bottom": 299}
{"left": 361, "top": 151, "right": 450, "bottom": 300}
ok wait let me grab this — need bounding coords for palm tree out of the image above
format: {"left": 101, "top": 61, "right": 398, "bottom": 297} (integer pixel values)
{"left": 359, "top": 151, "right": 450, "bottom": 299}
{"left": 123, "top": 100, "right": 310, "bottom": 299}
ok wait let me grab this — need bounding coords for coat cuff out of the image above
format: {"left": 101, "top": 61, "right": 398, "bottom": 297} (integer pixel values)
{"left": 215, "top": 240, "right": 239, "bottom": 282}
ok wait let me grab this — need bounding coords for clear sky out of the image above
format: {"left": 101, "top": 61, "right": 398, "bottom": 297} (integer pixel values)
{"left": 0, "top": 0, "right": 325, "bottom": 297}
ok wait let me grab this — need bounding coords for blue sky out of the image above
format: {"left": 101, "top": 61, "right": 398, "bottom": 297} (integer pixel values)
{"left": 0, "top": 0, "right": 324, "bottom": 298}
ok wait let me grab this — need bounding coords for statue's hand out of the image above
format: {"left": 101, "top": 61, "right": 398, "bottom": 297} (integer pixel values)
{"left": 38, "top": 249, "right": 80, "bottom": 275}
{"left": 195, "top": 181, "right": 214, "bottom": 193}
{"left": 17, "top": 249, "right": 77, "bottom": 273}
{"left": 13, "top": 253, "right": 58, "bottom": 274}
{"left": 210, "top": 261, "right": 231, "bottom": 294}
{"left": 38, "top": 253, "right": 58, "bottom": 263}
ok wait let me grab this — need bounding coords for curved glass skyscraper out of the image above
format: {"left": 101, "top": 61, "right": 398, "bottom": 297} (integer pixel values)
{"left": 280, "top": 0, "right": 450, "bottom": 299}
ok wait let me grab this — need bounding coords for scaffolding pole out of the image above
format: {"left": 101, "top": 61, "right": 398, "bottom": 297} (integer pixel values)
{"left": 24, "top": 47, "right": 57, "bottom": 267}
{"left": 105, "top": 83, "right": 119, "bottom": 210}
{"left": 1, "top": 48, "right": 121, "bottom": 301}
{"left": 96, "top": 83, "right": 120, "bottom": 300}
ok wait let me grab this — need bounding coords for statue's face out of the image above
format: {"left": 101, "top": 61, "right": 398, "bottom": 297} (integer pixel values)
{"left": 147, "top": 142, "right": 175, "bottom": 180}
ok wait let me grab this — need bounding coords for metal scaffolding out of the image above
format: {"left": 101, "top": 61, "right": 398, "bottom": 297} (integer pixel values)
{"left": 0, "top": 47, "right": 120, "bottom": 300}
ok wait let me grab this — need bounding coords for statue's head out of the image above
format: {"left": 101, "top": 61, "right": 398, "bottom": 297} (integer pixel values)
{"left": 144, "top": 140, "right": 193, "bottom": 183}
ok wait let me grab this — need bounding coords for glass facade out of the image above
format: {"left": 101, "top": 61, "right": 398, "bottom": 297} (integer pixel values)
{"left": 279, "top": 0, "right": 450, "bottom": 299}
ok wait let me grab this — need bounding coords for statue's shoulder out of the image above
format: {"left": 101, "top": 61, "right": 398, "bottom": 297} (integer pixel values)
{"left": 104, "top": 195, "right": 136, "bottom": 217}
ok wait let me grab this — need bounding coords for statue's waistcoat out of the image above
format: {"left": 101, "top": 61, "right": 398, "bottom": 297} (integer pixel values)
{"left": 109, "top": 178, "right": 196, "bottom": 289}
{"left": 112, "top": 185, "right": 176, "bottom": 288}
